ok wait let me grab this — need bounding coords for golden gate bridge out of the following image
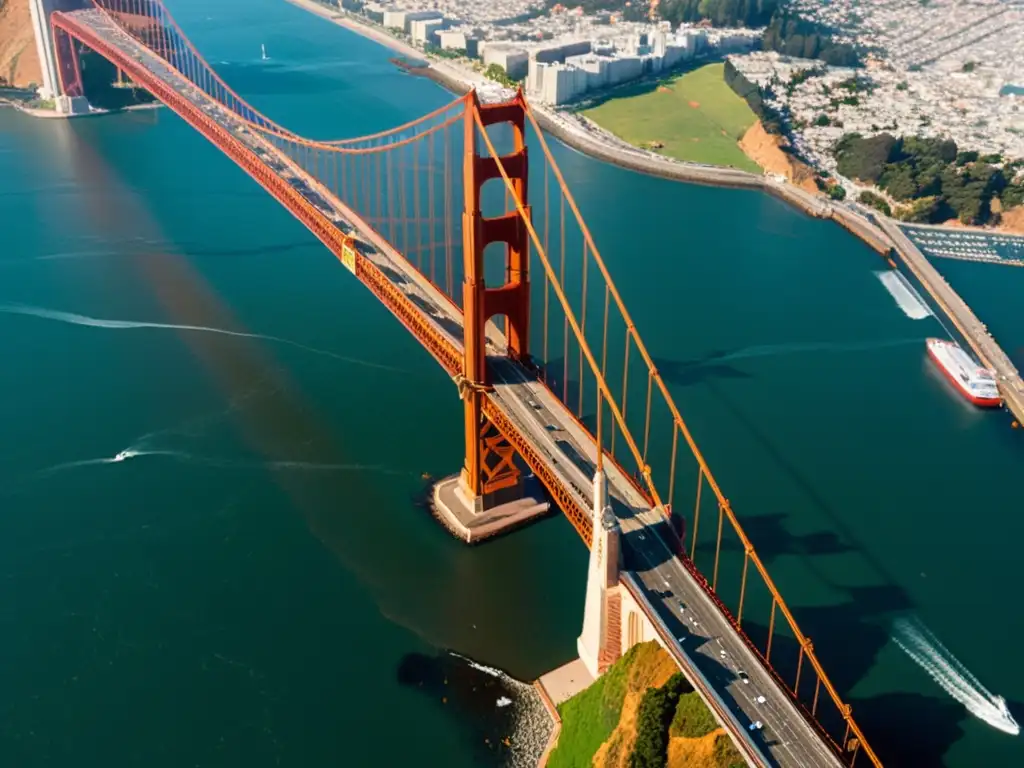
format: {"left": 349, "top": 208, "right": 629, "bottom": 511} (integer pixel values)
{"left": 47, "top": 1, "right": 883, "bottom": 764}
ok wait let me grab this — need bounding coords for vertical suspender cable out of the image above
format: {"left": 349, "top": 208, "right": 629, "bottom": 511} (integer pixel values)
{"left": 560, "top": 194, "right": 568, "bottom": 403}
{"left": 428, "top": 130, "right": 436, "bottom": 284}
{"left": 543, "top": 160, "right": 550, "bottom": 371}
{"left": 413, "top": 132, "right": 422, "bottom": 272}
{"left": 578, "top": 241, "right": 588, "bottom": 418}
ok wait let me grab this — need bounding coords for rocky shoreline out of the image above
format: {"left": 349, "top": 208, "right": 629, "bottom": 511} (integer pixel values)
{"left": 397, "top": 650, "right": 555, "bottom": 767}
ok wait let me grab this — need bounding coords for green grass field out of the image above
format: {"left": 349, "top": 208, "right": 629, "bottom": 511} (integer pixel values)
{"left": 547, "top": 645, "right": 638, "bottom": 768}
{"left": 581, "top": 62, "right": 760, "bottom": 172}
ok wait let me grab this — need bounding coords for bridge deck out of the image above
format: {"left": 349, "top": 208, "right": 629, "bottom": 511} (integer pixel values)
{"left": 62, "top": 9, "right": 844, "bottom": 767}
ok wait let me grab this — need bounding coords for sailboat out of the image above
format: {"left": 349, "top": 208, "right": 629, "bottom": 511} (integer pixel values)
{"left": 261, "top": 43, "right": 268, "bottom": 61}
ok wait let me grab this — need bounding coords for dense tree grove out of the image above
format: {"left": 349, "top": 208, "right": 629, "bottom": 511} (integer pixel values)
{"left": 834, "top": 133, "right": 898, "bottom": 182}
{"left": 483, "top": 63, "right": 519, "bottom": 87}
{"left": 669, "top": 691, "right": 720, "bottom": 738}
{"left": 659, "top": 0, "right": 778, "bottom": 28}
{"left": 723, "top": 58, "right": 783, "bottom": 133}
{"left": 546, "top": 0, "right": 648, "bottom": 20}
{"left": 836, "top": 133, "right": 1024, "bottom": 224}
{"left": 761, "top": 14, "right": 860, "bottom": 67}
{"left": 629, "top": 674, "right": 688, "bottom": 768}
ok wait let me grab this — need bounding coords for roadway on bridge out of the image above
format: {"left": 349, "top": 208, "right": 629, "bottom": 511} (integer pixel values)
{"left": 67, "top": 9, "right": 844, "bottom": 766}
{"left": 488, "top": 360, "right": 842, "bottom": 768}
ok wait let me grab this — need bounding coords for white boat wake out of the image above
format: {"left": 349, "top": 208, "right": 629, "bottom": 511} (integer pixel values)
{"left": 0, "top": 249, "right": 119, "bottom": 265}
{"left": 716, "top": 337, "right": 925, "bottom": 364}
{"left": 450, "top": 652, "right": 503, "bottom": 678}
{"left": 34, "top": 449, "right": 188, "bottom": 476}
{"left": 36, "top": 447, "right": 408, "bottom": 478}
{"left": 0, "top": 303, "right": 403, "bottom": 372}
{"left": 875, "top": 270, "right": 933, "bottom": 320}
{"left": 894, "top": 616, "right": 1020, "bottom": 736}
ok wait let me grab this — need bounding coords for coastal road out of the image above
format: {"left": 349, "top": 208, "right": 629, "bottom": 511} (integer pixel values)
{"left": 64, "top": 10, "right": 845, "bottom": 765}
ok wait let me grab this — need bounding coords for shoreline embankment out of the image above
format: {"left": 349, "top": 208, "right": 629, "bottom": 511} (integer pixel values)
{"left": 285, "top": 0, "right": 1024, "bottom": 428}
{"left": 386, "top": 33, "right": 1024, "bottom": 426}
{"left": 0, "top": 97, "right": 163, "bottom": 118}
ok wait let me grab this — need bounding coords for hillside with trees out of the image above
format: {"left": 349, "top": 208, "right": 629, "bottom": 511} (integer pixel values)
{"left": 834, "top": 133, "right": 1024, "bottom": 224}
{"left": 659, "top": 0, "right": 779, "bottom": 28}
{"left": 761, "top": 13, "right": 860, "bottom": 67}
{"left": 548, "top": 642, "right": 744, "bottom": 768}
{"left": 723, "top": 58, "right": 783, "bottom": 134}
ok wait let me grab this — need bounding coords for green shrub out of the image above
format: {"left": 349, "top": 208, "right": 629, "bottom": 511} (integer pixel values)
{"left": 669, "top": 691, "right": 720, "bottom": 738}
{"left": 712, "top": 732, "right": 746, "bottom": 767}
{"left": 629, "top": 673, "right": 687, "bottom": 768}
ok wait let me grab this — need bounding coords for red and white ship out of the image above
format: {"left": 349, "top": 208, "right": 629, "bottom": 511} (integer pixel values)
{"left": 926, "top": 338, "right": 1002, "bottom": 408}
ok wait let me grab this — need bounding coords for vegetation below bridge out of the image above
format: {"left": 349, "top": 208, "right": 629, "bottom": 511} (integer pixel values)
{"left": 548, "top": 641, "right": 744, "bottom": 768}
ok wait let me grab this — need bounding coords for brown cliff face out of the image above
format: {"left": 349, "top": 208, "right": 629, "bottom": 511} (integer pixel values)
{"left": 997, "top": 205, "right": 1024, "bottom": 235}
{"left": 0, "top": 0, "right": 43, "bottom": 88}
{"left": 591, "top": 646, "right": 681, "bottom": 768}
{"left": 589, "top": 643, "right": 745, "bottom": 768}
{"left": 739, "top": 120, "right": 820, "bottom": 195}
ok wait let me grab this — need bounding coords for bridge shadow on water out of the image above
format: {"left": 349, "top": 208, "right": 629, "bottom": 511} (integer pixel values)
{"left": 652, "top": 353, "right": 755, "bottom": 388}
{"left": 645, "top": 358, "right": 975, "bottom": 764}
{"left": 693, "top": 513, "right": 854, "bottom": 562}
{"left": 618, "top": 515, "right": 966, "bottom": 763}
{"left": 735, "top": 586, "right": 966, "bottom": 766}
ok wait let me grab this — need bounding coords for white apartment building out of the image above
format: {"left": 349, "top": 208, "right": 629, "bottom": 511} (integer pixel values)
{"left": 382, "top": 9, "right": 442, "bottom": 33}
{"left": 482, "top": 44, "right": 530, "bottom": 80}
{"left": 410, "top": 18, "right": 445, "bottom": 46}
{"left": 528, "top": 27, "right": 710, "bottom": 105}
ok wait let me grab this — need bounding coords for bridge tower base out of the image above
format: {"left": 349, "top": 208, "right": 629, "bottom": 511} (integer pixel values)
{"left": 57, "top": 95, "right": 92, "bottom": 116}
{"left": 431, "top": 472, "right": 549, "bottom": 544}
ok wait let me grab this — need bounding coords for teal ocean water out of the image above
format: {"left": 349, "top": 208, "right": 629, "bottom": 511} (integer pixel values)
{"left": 1, "top": 0, "right": 1022, "bottom": 765}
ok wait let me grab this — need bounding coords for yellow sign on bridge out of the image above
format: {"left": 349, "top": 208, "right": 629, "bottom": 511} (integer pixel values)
{"left": 341, "top": 238, "right": 356, "bottom": 274}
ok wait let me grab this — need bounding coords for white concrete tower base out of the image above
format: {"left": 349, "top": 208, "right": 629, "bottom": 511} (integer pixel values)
{"left": 28, "top": 0, "right": 61, "bottom": 101}
{"left": 577, "top": 468, "right": 621, "bottom": 679}
{"left": 57, "top": 94, "right": 91, "bottom": 115}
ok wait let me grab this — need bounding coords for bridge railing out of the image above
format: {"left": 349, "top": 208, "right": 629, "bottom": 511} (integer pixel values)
{"left": 472, "top": 96, "right": 882, "bottom": 768}
{"left": 86, "top": 0, "right": 483, "bottom": 311}
{"left": 89, "top": 0, "right": 288, "bottom": 133}
{"left": 252, "top": 98, "right": 473, "bottom": 309}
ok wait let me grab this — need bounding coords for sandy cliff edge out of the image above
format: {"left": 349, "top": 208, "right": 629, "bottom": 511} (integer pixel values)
{"left": 0, "top": 0, "right": 42, "bottom": 89}
{"left": 739, "top": 120, "right": 819, "bottom": 194}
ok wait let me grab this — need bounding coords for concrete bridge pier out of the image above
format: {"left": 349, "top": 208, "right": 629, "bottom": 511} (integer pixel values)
{"left": 431, "top": 467, "right": 550, "bottom": 544}
{"left": 56, "top": 93, "right": 92, "bottom": 115}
